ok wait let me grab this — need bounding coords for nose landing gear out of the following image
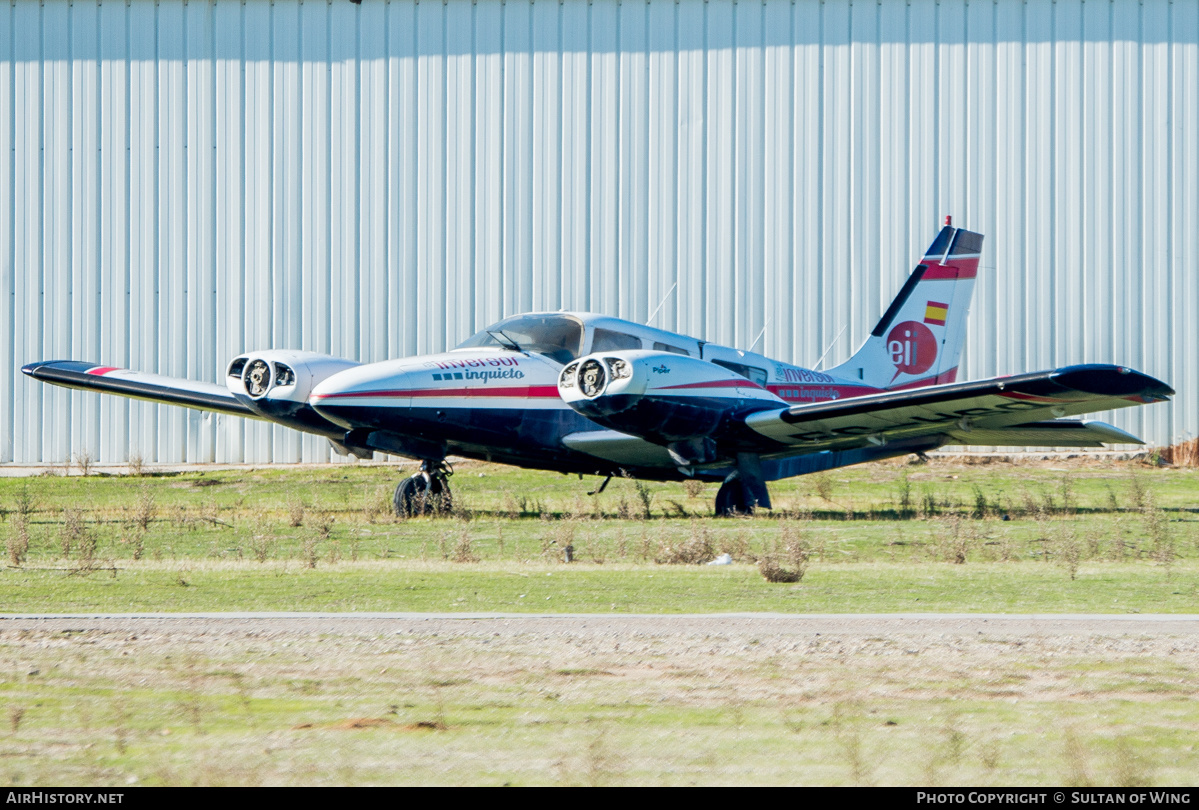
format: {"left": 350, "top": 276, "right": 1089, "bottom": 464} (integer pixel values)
{"left": 394, "top": 459, "right": 454, "bottom": 517}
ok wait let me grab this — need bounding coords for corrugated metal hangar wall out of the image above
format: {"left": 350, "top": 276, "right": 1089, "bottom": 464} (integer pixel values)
{"left": 1, "top": 0, "right": 1196, "bottom": 464}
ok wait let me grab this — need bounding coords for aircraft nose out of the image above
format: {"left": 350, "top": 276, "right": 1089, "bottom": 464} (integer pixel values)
{"left": 310, "top": 363, "right": 413, "bottom": 429}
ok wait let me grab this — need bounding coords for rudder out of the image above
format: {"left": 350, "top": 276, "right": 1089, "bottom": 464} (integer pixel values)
{"left": 827, "top": 220, "right": 982, "bottom": 391}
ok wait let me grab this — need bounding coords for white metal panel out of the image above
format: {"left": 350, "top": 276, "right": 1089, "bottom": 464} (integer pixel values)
{"left": 4, "top": 0, "right": 1199, "bottom": 464}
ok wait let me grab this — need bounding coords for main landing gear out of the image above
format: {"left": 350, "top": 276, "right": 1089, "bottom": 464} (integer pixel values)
{"left": 713, "top": 454, "right": 772, "bottom": 517}
{"left": 393, "top": 459, "right": 454, "bottom": 517}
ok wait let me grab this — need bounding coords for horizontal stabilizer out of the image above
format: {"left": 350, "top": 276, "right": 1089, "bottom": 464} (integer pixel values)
{"left": 22, "top": 360, "right": 257, "bottom": 419}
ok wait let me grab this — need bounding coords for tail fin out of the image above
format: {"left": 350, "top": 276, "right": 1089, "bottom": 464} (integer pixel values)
{"left": 827, "top": 220, "right": 982, "bottom": 391}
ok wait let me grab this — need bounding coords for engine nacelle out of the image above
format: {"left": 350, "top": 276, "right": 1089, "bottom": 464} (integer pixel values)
{"left": 226, "top": 351, "right": 360, "bottom": 432}
{"left": 558, "top": 350, "right": 779, "bottom": 447}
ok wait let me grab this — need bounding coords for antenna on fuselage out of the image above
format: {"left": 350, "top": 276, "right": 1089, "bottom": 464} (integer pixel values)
{"left": 813, "top": 325, "right": 848, "bottom": 371}
{"left": 746, "top": 319, "right": 771, "bottom": 354}
{"left": 645, "top": 282, "right": 678, "bottom": 327}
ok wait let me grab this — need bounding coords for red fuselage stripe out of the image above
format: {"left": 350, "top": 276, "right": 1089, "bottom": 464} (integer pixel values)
{"left": 654, "top": 379, "right": 752, "bottom": 391}
{"left": 312, "top": 385, "right": 561, "bottom": 400}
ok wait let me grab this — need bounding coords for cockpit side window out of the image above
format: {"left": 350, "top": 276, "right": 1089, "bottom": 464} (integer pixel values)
{"left": 593, "top": 328, "right": 643, "bottom": 353}
{"left": 653, "top": 341, "right": 690, "bottom": 356}
{"left": 456, "top": 315, "right": 585, "bottom": 364}
{"left": 712, "top": 359, "right": 767, "bottom": 387}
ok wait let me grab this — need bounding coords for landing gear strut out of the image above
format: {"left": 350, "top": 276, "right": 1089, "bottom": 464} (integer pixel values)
{"left": 714, "top": 454, "right": 772, "bottom": 517}
{"left": 393, "top": 459, "right": 454, "bottom": 517}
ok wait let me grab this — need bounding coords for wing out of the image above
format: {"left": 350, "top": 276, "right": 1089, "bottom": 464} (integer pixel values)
{"left": 22, "top": 360, "right": 258, "bottom": 419}
{"left": 745, "top": 364, "right": 1172, "bottom": 452}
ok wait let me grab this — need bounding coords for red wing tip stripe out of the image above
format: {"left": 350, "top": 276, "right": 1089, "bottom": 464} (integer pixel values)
{"left": 86, "top": 366, "right": 121, "bottom": 376}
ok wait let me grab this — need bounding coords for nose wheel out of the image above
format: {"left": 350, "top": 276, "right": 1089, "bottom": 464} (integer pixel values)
{"left": 394, "top": 459, "right": 454, "bottom": 517}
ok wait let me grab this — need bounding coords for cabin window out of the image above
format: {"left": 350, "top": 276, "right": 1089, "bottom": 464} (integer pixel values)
{"left": 712, "top": 359, "right": 768, "bottom": 387}
{"left": 456, "top": 314, "right": 586, "bottom": 364}
{"left": 592, "top": 328, "right": 643, "bottom": 353}
{"left": 653, "top": 341, "right": 690, "bottom": 356}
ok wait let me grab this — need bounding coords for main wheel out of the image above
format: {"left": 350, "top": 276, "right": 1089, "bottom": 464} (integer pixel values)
{"left": 714, "top": 477, "right": 753, "bottom": 517}
{"left": 393, "top": 474, "right": 454, "bottom": 517}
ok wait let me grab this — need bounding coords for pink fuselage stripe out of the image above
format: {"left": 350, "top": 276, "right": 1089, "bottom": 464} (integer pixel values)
{"left": 86, "top": 366, "right": 121, "bottom": 376}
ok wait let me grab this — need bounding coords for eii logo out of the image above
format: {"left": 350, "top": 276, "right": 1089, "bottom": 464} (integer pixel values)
{"left": 652, "top": 364, "right": 670, "bottom": 374}
{"left": 886, "top": 320, "right": 937, "bottom": 381}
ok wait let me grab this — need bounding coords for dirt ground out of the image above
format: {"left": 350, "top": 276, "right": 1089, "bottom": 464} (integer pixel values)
{"left": 3, "top": 614, "right": 1198, "bottom": 785}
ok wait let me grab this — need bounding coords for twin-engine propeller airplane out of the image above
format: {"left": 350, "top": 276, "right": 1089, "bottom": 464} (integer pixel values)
{"left": 24, "top": 219, "right": 1173, "bottom": 516}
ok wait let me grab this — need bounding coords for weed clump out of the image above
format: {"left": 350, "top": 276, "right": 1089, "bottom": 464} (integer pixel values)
{"left": 133, "top": 485, "right": 156, "bottom": 531}
{"left": 6, "top": 515, "right": 30, "bottom": 567}
{"left": 758, "top": 523, "right": 810, "bottom": 583}
{"left": 451, "top": 528, "right": 479, "bottom": 563}
{"left": 656, "top": 522, "right": 715, "bottom": 564}
{"left": 287, "top": 495, "right": 306, "bottom": 528}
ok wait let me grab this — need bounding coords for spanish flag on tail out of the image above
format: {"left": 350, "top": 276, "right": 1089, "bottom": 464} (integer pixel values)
{"left": 924, "top": 301, "right": 948, "bottom": 326}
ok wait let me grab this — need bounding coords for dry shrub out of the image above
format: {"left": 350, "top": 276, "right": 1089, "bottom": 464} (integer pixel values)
{"left": 313, "top": 511, "right": 334, "bottom": 541}
{"left": 1159, "top": 438, "right": 1199, "bottom": 467}
{"left": 14, "top": 483, "right": 35, "bottom": 519}
{"left": 540, "top": 517, "right": 577, "bottom": 561}
{"left": 1144, "top": 496, "right": 1175, "bottom": 570}
{"left": 938, "top": 515, "right": 974, "bottom": 564}
{"left": 133, "top": 485, "right": 156, "bottom": 531}
{"left": 656, "top": 521, "right": 715, "bottom": 564}
{"left": 631, "top": 477, "right": 654, "bottom": 519}
{"left": 74, "top": 449, "right": 93, "bottom": 477}
{"left": 288, "top": 495, "right": 306, "bottom": 528}
{"left": 303, "top": 534, "right": 319, "bottom": 569}
{"left": 1055, "top": 521, "right": 1082, "bottom": 580}
{"left": 127, "top": 452, "right": 146, "bottom": 477}
{"left": 6, "top": 515, "right": 30, "bottom": 567}
{"left": 727, "top": 529, "right": 754, "bottom": 563}
{"left": 362, "top": 485, "right": 389, "bottom": 524}
{"left": 60, "top": 508, "right": 87, "bottom": 559}
{"left": 758, "top": 523, "right": 810, "bottom": 583}
{"left": 451, "top": 528, "right": 479, "bottom": 563}
{"left": 683, "top": 479, "right": 705, "bottom": 499}
{"left": 8, "top": 706, "right": 25, "bottom": 733}
{"left": 813, "top": 473, "right": 835, "bottom": 503}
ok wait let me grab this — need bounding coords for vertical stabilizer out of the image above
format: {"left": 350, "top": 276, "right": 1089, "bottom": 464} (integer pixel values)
{"left": 827, "top": 221, "right": 982, "bottom": 390}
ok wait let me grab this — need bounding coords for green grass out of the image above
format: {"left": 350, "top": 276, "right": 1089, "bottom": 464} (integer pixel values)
{"left": 2, "top": 561, "right": 1198, "bottom": 614}
{"left": 2, "top": 456, "right": 1198, "bottom": 613}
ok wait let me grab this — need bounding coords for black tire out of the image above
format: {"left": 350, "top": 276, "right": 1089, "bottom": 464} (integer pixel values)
{"left": 714, "top": 477, "right": 752, "bottom": 517}
{"left": 393, "top": 475, "right": 453, "bottom": 517}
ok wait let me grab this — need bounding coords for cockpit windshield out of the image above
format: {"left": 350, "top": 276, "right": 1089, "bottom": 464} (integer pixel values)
{"left": 456, "top": 314, "right": 586, "bottom": 364}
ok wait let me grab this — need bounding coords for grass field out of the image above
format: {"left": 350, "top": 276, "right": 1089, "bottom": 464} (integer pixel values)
{"left": 1, "top": 455, "right": 1197, "bottom": 613}
{"left": 2, "top": 455, "right": 1198, "bottom": 786}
